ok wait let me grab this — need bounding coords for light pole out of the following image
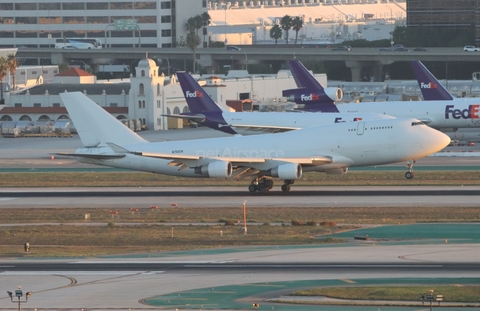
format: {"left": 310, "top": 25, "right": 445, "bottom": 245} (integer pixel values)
{"left": 7, "top": 286, "right": 32, "bottom": 311}
{"left": 162, "top": 58, "right": 170, "bottom": 76}
{"left": 243, "top": 52, "right": 248, "bottom": 71}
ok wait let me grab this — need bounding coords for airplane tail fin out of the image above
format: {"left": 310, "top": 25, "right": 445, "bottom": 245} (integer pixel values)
{"left": 410, "top": 61, "right": 453, "bottom": 100}
{"left": 284, "top": 60, "right": 340, "bottom": 112}
{"left": 287, "top": 60, "right": 323, "bottom": 89}
{"left": 176, "top": 72, "right": 225, "bottom": 114}
{"left": 59, "top": 92, "right": 147, "bottom": 148}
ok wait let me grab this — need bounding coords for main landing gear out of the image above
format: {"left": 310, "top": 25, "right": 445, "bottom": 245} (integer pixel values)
{"left": 248, "top": 177, "right": 274, "bottom": 194}
{"left": 248, "top": 178, "right": 296, "bottom": 194}
{"left": 405, "top": 160, "right": 416, "bottom": 179}
{"left": 281, "top": 180, "right": 294, "bottom": 193}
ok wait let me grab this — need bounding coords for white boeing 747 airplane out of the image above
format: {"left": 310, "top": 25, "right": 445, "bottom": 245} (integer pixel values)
{"left": 58, "top": 92, "right": 450, "bottom": 193}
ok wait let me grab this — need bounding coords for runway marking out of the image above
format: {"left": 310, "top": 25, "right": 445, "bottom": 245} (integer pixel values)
{"left": 0, "top": 271, "right": 163, "bottom": 275}
{"left": 74, "top": 260, "right": 234, "bottom": 264}
{"left": 341, "top": 279, "right": 357, "bottom": 283}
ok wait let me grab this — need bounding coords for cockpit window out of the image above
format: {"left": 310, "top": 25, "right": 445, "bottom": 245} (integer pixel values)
{"left": 411, "top": 121, "right": 424, "bottom": 126}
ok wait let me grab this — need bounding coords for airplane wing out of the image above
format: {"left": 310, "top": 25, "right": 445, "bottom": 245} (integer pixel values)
{"left": 106, "top": 143, "right": 333, "bottom": 169}
{"left": 161, "top": 113, "right": 206, "bottom": 122}
{"left": 230, "top": 123, "right": 301, "bottom": 133}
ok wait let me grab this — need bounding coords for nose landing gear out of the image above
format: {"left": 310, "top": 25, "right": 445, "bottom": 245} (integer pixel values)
{"left": 405, "top": 160, "right": 416, "bottom": 179}
{"left": 281, "top": 179, "right": 294, "bottom": 193}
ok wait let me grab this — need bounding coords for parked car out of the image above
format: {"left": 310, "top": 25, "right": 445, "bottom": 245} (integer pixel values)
{"left": 226, "top": 45, "right": 241, "bottom": 51}
{"left": 464, "top": 45, "right": 479, "bottom": 52}
{"left": 394, "top": 47, "right": 410, "bottom": 52}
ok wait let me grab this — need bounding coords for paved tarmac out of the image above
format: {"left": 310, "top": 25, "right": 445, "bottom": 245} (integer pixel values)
{"left": 2, "top": 128, "right": 480, "bottom": 310}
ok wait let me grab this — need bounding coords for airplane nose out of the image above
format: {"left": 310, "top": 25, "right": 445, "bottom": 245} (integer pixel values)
{"left": 428, "top": 128, "right": 451, "bottom": 152}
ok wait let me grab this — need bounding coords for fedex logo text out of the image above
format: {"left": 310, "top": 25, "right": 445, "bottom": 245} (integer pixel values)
{"left": 300, "top": 93, "right": 320, "bottom": 101}
{"left": 420, "top": 82, "right": 437, "bottom": 89}
{"left": 445, "top": 105, "right": 480, "bottom": 119}
{"left": 185, "top": 90, "right": 203, "bottom": 98}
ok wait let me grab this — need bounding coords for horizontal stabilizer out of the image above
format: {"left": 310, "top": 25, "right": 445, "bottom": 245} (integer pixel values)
{"left": 106, "top": 142, "right": 131, "bottom": 154}
{"left": 55, "top": 152, "right": 125, "bottom": 159}
{"left": 230, "top": 123, "right": 300, "bottom": 133}
{"left": 161, "top": 113, "right": 206, "bottom": 121}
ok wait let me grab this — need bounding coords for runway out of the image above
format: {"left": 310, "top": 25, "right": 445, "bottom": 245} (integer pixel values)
{"left": 1, "top": 186, "right": 479, "bottom": 208}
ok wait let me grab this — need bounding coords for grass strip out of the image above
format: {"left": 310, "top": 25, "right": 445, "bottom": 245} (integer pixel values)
{"left": 292, "top": 285, "right": 480, "bottom": 302}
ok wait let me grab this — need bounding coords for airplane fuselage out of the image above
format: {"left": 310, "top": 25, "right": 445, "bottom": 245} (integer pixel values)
{"left": 336, "top": 98, "right": 480, "bottom": 129}
{"left": 76, "top": 118, "right": 449, "bottom": 178}
{"left": 218, "top": 111, "right": 394, "bottom": 135}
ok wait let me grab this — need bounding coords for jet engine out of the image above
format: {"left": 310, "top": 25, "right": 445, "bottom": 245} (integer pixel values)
{"left": 283, "top": 87, "right": 343, "bottom": 103}
{"left": 270, "top": 163, "right": 303, "bottom": 180}
{"left": 195, "top": 161, "right": 233, "bottom": 178}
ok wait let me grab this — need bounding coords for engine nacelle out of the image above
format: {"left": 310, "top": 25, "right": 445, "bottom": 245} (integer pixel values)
{"left": 324, "top": 87, "right": 343, "bottom": 101}
{"left": 195, "top": 161, "right": 233, "bottom": 178}
{"left": 270, "top": 163, "right": 302, "bottom": 180}
{"left": 325, "top": 168, "right": 348, "bottom": 175}
{"left": 283, "top": 88, "right": 343, "bottom": 103}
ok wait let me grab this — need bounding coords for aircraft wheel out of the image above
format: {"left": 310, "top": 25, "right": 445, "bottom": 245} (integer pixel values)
{"left": 264, "top": 179, "right": 273, "bottom": 189}
{"left": 281, "top": 184, "right": 291, "bottom": 193}
{"left": 248, "top": 185, "right": 257, "bottom": 193}
{"left": 405, "top": 172, "right": 414, "bottom": 179}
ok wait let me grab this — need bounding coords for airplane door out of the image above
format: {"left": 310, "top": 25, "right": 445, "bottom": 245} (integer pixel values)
{"left": 357, "top": 122, "right": 365, "bottom": 135}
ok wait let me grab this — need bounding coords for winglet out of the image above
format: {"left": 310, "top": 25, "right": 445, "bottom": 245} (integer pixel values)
{"left": 176, "top": 72, "right": 225, "bottom": 114}
{"left": 411, "top": 61, "right": 454, "bottom": 100}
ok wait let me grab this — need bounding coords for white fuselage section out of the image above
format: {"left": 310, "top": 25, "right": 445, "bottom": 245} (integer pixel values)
{"left": 77, "top": 118, "right": 450, "bottom": 178}
{"left": 336, "top": 98, "right": 480, "bottom": 129}
{"left": 221, "top": 111, "right": 393, "bottom": 135}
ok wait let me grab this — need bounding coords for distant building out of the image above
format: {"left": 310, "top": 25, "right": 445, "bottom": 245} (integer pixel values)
{"left": 406, "top": 0, "right": 480, "bottom": 46}
{"left": 0, "top": 1, "right": 208, "bottom": 48}
{"left": 1, "top": 58, "right": 327, "bottom": 130}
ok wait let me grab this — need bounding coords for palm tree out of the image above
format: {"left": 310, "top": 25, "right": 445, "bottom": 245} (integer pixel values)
{"left": 201, "top": 12, "right": 211, "bottom": 47}
{"left": 291, "top": 16, "right": 304, "bottom": 45}
{"left": 185, "top": 17, "right": 197, "bottom": 34}
{"left": 186, "top": 31, "right": 200, "bottom": 73}
{"left": 193, "top": 15, "right": 203, "bottom": 36}
{"left": 0, "top": 57, "right": 7, "bottom": 104}
{"left": 269, "top": 24, "right": 282, "bottom": 45}
{"left": 280, "top": 15, "right": 292, "bottom": 44}
{"left": 6, "top": 54, "right": 19, "bottom": 91}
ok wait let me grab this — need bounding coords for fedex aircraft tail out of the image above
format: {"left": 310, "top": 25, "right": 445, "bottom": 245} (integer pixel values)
{"left": 283, "top": 60, "right": 341, "bottom": 112}
{"left": 176, "top": 72, "right": 225, "bottom": 114}
{"left": 411, "top": 60, "right": 453, "bottom": 101}
{"left": 59, "top": 92, "right": 146, "bottom": 147}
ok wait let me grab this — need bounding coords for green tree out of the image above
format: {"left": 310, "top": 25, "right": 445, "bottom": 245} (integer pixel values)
{"left": 186, "top": 31, "right": 200, "bottom": 73}
{"left": 280, "top": 15, "right": 292, "bottom": 44}
{"left": 201, "top": 12, "right": 211, "bottom": 47}
{"left": 0, "top": 57, "right": 6, "bottom": 103}
{"left": 269, "top": 24, "right": 282, "bottom": 45}
{"left": 291, "top": 16, "right": 303, "bottom": 45}
{"left": 6, "top": 54, "right": 19, "bottom": 91}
